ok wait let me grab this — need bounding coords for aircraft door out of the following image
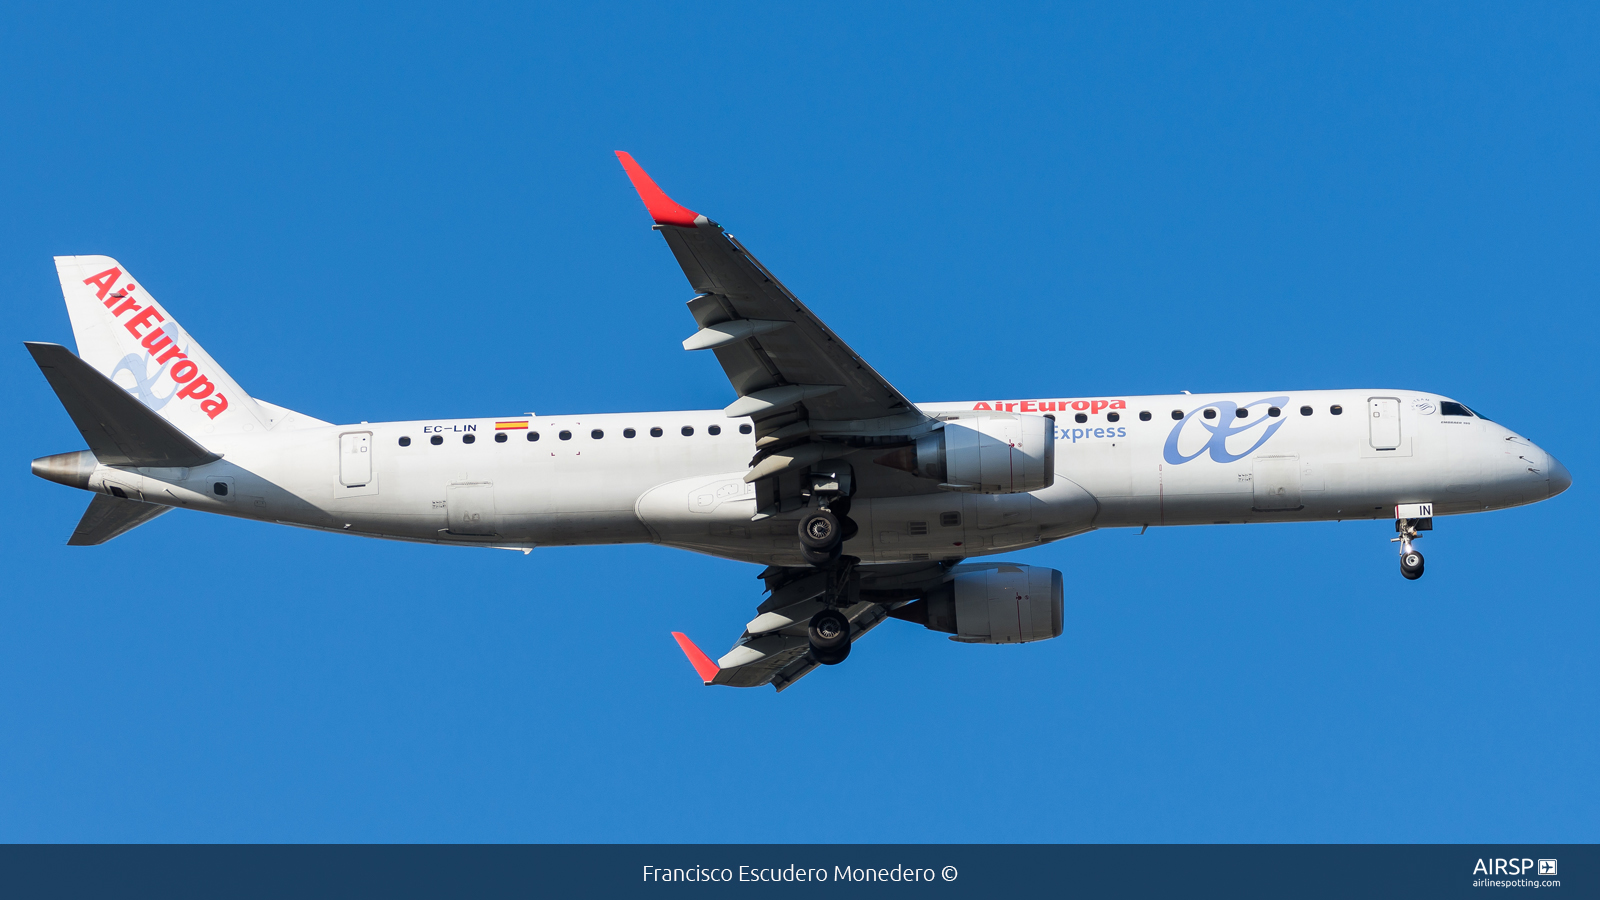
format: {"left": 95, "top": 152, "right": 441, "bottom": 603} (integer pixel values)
{"left": 447, "top": 482, "right": 497, "bottom": 535}
{"left": 1252, "top": 456, "right": 1301, "bottom": 510}
{"left": 1368, "top": 398, "right": 1401, "bottom": 450}
{"left": 339, "top": 432, "right": 372, "bottom": 486}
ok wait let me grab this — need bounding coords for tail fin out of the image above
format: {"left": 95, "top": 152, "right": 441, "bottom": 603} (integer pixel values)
{"left": 54, "top": 255, "right": 279, "bottom": 437}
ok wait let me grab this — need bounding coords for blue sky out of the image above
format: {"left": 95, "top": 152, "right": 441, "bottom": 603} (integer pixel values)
{"left": 1, "top": 3, "right": 1595, "bottom": 841}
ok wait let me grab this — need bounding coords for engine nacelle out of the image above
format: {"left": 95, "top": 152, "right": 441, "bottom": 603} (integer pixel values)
{"left": 875, "top": 413, "right": 1055, "bottom": 494}
{"left": 890, "top": 564, "right": 1063, "bottom": 644}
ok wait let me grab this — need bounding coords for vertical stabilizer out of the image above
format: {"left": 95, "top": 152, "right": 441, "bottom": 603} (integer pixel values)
{"left": 54, "top": 256, "right": 276, "bottom": 437}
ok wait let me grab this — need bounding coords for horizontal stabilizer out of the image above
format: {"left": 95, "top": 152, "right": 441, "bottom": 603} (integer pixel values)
{"left": 25, "top": 342, "right": 218, "bottom": 468}
{"left": 69, "top": 493, "right": 171, "bottom": 545}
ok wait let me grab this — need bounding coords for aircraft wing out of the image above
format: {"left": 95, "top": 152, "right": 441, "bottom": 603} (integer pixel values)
{"left": 670, "top": 562, "right": 944, "bottom": 691}
{"left": 616, "top": 153, "right": 936, "bottom": 489}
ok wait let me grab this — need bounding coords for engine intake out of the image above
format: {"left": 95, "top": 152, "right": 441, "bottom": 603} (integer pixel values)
{"left": 874, "top": 414, "right": 1055, "bottom": 494}
{"left": 890, "top": 563, "right": 1063, "bottom": 644}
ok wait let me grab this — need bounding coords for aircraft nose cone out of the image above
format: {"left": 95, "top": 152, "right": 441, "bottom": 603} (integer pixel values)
{"left": 1547, "top": 453, "right": 1572, "bottom": 497}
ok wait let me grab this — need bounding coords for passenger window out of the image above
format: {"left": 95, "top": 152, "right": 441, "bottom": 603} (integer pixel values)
{"left": 709, "top": 425, "right": 721, "bottom": 435}
{"left": 213, "top": 482, "right": 228, "bottom": 496}
{"left": 1330, "top": 405, "right": 1343, "bottom": 415}
{"left": 430, "top": 435, "right": 443, "bottom": 445}
{"left": 1107, "top": 412, "right": 1120, "bottom": 422}
{"left": 527, "top": 431, "right": 540, "bottom": 442}
{"left": 940, "top": 512, "right": 961, "bottom": 527}
{"left": 1268, "top": 407, "right": 1281, "bottom": 417}
{"left": 650, "top": 427, "right": 663, "bottom": 437}
{"left": 1236, "top": 408, "right": 1248, "bottom": 418}
{"left": 1203, "top": 409, "right": 1217, "bottom": 420}
{"left": 1171, "top": 410, "right": 1183, "bottom": 420}
{"left": 559, "top": 430, "right": 572, "bottom": 441}
{"left": 463, "top": 434, "right": 475, "bottom": 444}
{"left": 494, "top": 433, "right": 507, "bottom": 443}
{"left": 1439, "top": 401, "right": 1474, "bottom": 418}
{"left": 739, "top": 423, "right": 752, "bottom": 434}
{"left": 399, "top": 436, "right": 411, "bottom": 447}
{"left": 1299, "top": 406, "right": 1313, "bottom": 416}
{"left": 624, "top": 428, "right": 636, "bottom": 438}
{"left": 591, "top": 429, "right": 604, "bottom": 439}
{"left": 1074, "top": 413, "right": 1088, "bottom": 423}
{"left": 681, "top": 425, "right": 694, "bottom": 436}
{"left": 1139, "top": 411, "right": 1151, "bottom": 421}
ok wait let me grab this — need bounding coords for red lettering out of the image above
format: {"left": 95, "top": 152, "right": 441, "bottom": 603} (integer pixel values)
{"left": 200, "top": 394, "right": 229, "bottom": 418}
{"left": 1002, "top": 402, "right": 1015, "bottom": 412}
{"left": 82, "top": 267, "right": 122, "bottom": 301}
{"left": 125, "top": 306, "right": 165, "bottom": 339}
{"left": 1071, "top": 400, "right": 1089, "bottom": 411}
{"left": 111, "top": 297, "right": 142, "bottom": 317}
{"left": 155, "top": 346, "right": 187, "bottom": 364}
{"left": 1109, "top": 399, "right": 1126, "bottom": 409}
{"left": 1091, "top": 400, "right": 1108, "bottom": 414}
{"left": 176, "top": 374, "right": 214, "bottom": 400}
{"left": 140, "top": 327, "right": 172, "bottom": 354}
{"left": 169, "top": 360, "right": 199, "bottom": 383}
{"left": 1020, "top": 400, "right": 1037, "bottom": 412}
{"left": 973, "top": 402, "right": 993, "bottom": 410}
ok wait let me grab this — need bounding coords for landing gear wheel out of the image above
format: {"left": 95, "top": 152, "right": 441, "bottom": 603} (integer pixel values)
{"left": 1401, "top": 550, "right": 1425, "bottom": 581}
{"left": 808, "top": 609, "right": 851, "bottom": 666}
{"left": 798, "top": 509, "right": 841, "bottom": 551}
{"left": 801, "top": 543, "right": 842, "bottom": 566}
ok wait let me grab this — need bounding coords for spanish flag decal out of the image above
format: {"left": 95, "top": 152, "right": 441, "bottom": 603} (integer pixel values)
{"left": 495, "top": 421, "right": 529, "bottom": 430}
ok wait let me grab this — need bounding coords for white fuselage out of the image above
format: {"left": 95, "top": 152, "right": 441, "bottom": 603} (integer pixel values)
{"left": 81, "top": 389, "right": 1561, "bottom": 568}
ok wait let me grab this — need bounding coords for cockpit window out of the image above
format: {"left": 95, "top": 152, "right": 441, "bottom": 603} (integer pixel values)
{"left": 1439, "top": 401, "right": 1476, "bottom": 418}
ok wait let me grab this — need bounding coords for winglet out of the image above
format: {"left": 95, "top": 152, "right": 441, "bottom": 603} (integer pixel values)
{"left": 671, "top": 632, "right": 720, "bottom": 684}
{"left": 616, "top": 152, "right": 700, "bottom": 227}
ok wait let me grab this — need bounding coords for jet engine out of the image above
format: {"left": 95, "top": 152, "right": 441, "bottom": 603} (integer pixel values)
{"left": 874, "top": 413, "right": 1055, "bottom": 494}
{"left": 889, "top": 563, "right": 1063, "bottom": 644}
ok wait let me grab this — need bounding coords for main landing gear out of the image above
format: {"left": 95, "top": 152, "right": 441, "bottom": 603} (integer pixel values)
{"left": 808, "top": 608, "right": 851, "bottom": 666}
{"left": 795, "top": 464, "right": 858, "bottom": 566}
{"left": 793, "top": 461, "right": 862, "bottom": 664}
{"left": 1391, "top": 507, "right": 1433, "bottom": 581}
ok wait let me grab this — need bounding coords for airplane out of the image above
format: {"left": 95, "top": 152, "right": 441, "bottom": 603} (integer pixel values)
{"left": 26, "top": 152, "right": 1572, "bottom": 691}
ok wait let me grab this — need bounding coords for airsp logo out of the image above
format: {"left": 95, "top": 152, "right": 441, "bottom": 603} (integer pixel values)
{"left": 1539, "top": 859, "right": 1558, "bottom": 877}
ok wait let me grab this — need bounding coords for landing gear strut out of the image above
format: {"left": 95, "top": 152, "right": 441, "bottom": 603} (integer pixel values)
{"left": 1392, "top": 506, "right": 1433, "bottom": 581}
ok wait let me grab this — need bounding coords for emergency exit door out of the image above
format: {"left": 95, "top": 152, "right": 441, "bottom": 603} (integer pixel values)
{"left": 1369, "top": 398, "right": 1401, "bottom": 450}
{"left": 339, "top": 432, "right": 372, "bottom": 486}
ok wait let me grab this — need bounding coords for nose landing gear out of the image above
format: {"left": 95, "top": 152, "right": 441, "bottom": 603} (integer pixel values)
{"left": 1391, "top": 505, "right": 1433, "bottom": 581}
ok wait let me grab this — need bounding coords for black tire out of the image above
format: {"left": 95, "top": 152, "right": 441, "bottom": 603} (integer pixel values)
{"left": 798, "top": 509, "right": 841, "bottom": 550}
{"left": 812, "top": 642, "right": 850, "bottom": 666}
{"left": 801, "top": 543, "right": 840, "bottom": 566}
{"left": 809, "top": 609, "right": 851, "bottom": 665}
{"left": 1401, "top": 550, "right": 1424, "bottom": 580}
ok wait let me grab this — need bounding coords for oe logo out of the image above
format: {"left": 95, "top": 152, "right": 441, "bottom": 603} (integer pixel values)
{"left": 1162, "top": 396, "right": 1291, "bottom": 465}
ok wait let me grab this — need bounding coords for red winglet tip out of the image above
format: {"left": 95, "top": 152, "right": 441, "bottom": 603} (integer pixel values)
{"left": 671, "top": 632, "right": 719, "bottom": 684}
{"left": 615, "top": 152, "right": 700, "bottom": 227}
